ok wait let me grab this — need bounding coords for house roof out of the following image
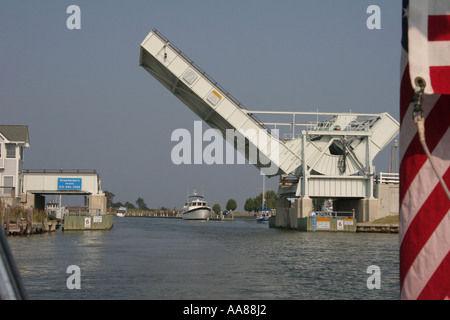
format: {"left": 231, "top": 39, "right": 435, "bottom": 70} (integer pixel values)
{"left": 0, "top": 125, "right": 30, "bottom": 146}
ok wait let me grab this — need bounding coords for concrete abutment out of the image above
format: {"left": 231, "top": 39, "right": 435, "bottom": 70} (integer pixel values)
{"left": 273, "top": 184, "right": 398, "bottom": 231}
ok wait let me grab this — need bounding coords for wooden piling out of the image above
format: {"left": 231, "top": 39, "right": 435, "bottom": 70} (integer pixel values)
{"left": 6, "top": 206, "right": 10, "bottom": 235}
{"left": 27, "top": 208, "right": 32, "bottom": 235}
{"left": 18, "top": 211, "right": 23, "bottom": 234}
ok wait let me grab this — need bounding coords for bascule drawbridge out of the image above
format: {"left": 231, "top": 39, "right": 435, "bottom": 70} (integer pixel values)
{"left": 139, "top": 30, "right": 399, "bottom": 224}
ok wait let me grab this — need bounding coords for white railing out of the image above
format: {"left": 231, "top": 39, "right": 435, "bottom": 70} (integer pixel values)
{"left": 378, "top": 172, "right": 399, "bottom": 184}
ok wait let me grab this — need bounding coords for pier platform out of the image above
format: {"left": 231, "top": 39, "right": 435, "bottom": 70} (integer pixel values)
{"left": 269, "top": 215, "right": 399, "bottom": 233}
{"left": 3, "top": 220, "right": 58, "bottom": 235}
{"left": 356, "top": 223, "right": 399, "bottom": 233}
{"left": 1, "top": 206, "right": 59, "bottom": 236}
{"left": 115, "top": 210, "right": 236, "bottom": 221}
{"left": 62, "top": 215, "right": 114, "bottom": 231}
{"left": 209, "top": 215, "right": 234, "bottom": 221}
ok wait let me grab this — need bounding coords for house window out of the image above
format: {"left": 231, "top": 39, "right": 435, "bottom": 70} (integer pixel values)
{"left": 3, "top": 176, "right": 13, "bottom": 195}
{"left": 6, "top": 144, "right": 15, "bottom": 158}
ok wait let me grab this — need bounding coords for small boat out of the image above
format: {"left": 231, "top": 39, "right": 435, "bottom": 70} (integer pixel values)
{"left": 116, "top": 206, "right": 127, "bottom": 217}
{"left": 183, "top": 190, "right": 211, "bottom": 220}
{"left": 256, "top": 207, "right": 272, "bottom": 223}
{"left": 255, "top": 176, "right": 271, "bottom": 222}
{"left": 45, "top": 199, "right": 68, "bottom": 221}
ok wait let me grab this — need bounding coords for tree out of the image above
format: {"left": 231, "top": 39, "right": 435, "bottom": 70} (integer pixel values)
{"left": 252, "top": 190, "right": 278, "bottom": 211}
{"left": 212, "top": 204, "right": 221, "bottom": 214}
{"left": 136, "top": 197, "right": 149, "bottom": 210}
{"left": 226, "top": 199, "right": 237, "bottom": 212}
{"left": 313, "top": 198, "right": 326, "bottom": 211}
{"left": 244, "top": 198, "right": 255, "bottom": 213}
{"left": 113, "top": 201, "right": 124, "bottom": 208}
{"left": 124, "top": 202, "right": 135, "bottom": 209}
{"left": 253, "top": 193, "right": 263, "bottom": 212}
{"left": 265, "top": 190, "right": 278, "bottom": 210}
{"left": 104, "top": 190, "right": 115, "bottom": 208}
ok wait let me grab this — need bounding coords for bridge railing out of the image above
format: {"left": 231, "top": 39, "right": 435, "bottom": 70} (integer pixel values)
{"left": 67, "top": 207, "right": 102, "bottom": 216}
{"left": 22, "top": 169, "right": 97, "bottom": 174}
{"left": 150, "top": 29, "right": 268, "bottom": 131}
{"left": 309, "top": 211, "right": 356, "bottom": 219}
{"left": 376, "top": 172, "right": 399, "bottom": 184}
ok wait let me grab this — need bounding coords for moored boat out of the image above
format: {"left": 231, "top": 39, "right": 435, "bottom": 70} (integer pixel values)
{"left": 45, "top": 199, "right": 68, "bottom": 221}
{"left": 183, "top": 191, "right": 211, "bottom": 220}
{"left": 116, "top": 206, "right": 126, "bottom": 217}
{"left": 255, "top": 208, "right": 272, "bottom": 223}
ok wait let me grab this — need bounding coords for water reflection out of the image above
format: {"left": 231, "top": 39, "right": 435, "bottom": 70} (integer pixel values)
{"left": 7, "top": 217, "right": 399, "bottom": 299}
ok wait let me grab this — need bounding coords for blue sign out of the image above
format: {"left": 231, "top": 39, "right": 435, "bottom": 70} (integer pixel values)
{"left": 58, "top": 178, "right": 82, "bottom": 190}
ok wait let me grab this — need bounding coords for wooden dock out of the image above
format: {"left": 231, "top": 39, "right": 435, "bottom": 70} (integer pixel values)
{"left": 1, "top": 206, "right": 59, "bottom": 236}
{"left": 356, "top": 223, "right": 399, "bottom": 233}
{"left": 5, "top": 220, "right": 58, "bottom": 235}
{"left": 125, "top": 212, "right": 182, "bottom": 218}
{"left": 121, "top": 210, "right": 235, "bottom": 221}
{"left": 209, "top": 215, "right": 234, "bottom": 221}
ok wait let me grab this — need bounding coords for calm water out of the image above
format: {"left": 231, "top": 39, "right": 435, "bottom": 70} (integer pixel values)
{"left": 7, "top": 216, "right": 399, "bottom": 300}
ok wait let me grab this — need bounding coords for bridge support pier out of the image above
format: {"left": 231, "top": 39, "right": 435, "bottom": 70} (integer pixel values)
{"left": 275, "top": 197, "right": 312, "bottom": 229}
{"left": 334, "top": 198, "right": 381, "bottom": 222}
{"left": 274, "top": 197, "right": 386, "bottom": 229}
{"left": 87, "top": 194, "right": 107, "bottom": 215}
{"left": 21, "top": 193, "right": 45, "bottom": 210}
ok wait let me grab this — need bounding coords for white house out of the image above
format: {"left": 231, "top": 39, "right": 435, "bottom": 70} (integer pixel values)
{"left": 0, "top": 125, "right": 30, "bottom": 206}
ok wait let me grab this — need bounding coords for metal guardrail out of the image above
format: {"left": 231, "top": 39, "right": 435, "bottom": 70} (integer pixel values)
{"left": 22, "top": 169, "right": 97, "bottom": 174}
{"left": 377, "top": 172, "right": 399, "bottom": 184}
{"left": 150, "top": 29, "right": 269, "bottom": 132}
{"left": 67, "top": 207, "right": 102, "bottom": 216}
{"left": 309, "top": 211, "right": 356, "bottom": 219}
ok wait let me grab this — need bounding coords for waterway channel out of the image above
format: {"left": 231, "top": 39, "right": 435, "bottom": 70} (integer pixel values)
{"left": 7, "top": 216, "right": 399, "bottom": 300}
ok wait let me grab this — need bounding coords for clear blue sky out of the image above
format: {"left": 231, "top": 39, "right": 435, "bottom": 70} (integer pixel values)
{"left": 1, "top": 1, "right": 401, "bottom": 210}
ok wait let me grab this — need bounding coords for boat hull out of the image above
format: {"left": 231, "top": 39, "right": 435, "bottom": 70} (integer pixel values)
{"left": 183, "top": 207, "right": 210, "bottom": 220}
{"left": 256, "top": 209, "right": 271, "bottom": 223}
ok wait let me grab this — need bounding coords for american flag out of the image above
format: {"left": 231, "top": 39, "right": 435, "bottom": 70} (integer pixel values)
{"left": 400, "top": 0, "right": 450, "bottom": 300}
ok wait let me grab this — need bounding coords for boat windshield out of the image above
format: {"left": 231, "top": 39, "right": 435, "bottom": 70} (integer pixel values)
{"left": 189, "top": 201, "right": 207, "bottom": 207}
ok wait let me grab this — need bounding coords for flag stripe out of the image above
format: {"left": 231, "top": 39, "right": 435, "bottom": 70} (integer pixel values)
{"left": 428, "top": 15, "right": 450, "bottom": 41}
{"left": 399, "top": 95, "right": 450, "bottom": 203}
{"left": 400, "top": 129, "right": 450, "bottom": 243}
{"left": 400, "top": 0, "right": 450, "bottom": 300}
{"left": 430, "top": 66, "right": 450, "bottom": 92}
{"left": 417, "top": 251, "right": 450, "bottom": 300}
{"left": 400, "top": 168, "right": 450, "bottom": 287}
{"left": 401, "top": 211, "right": 450, "bottom": 299}
{"left": 428, "top": 42, "right": 450, "bottom": 66}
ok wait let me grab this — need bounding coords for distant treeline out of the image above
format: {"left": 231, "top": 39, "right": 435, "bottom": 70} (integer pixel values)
{"left": 105, "top": 190, "right": 280, "bottom": 214}
{"left": 104, "top": 191, "right": 157, "bottom": 210}
{"left": 244, "top": 190, "right": 277, "bottom": 213}
{"left": 104, "top": 191, "right": 239, "bottom": 213}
